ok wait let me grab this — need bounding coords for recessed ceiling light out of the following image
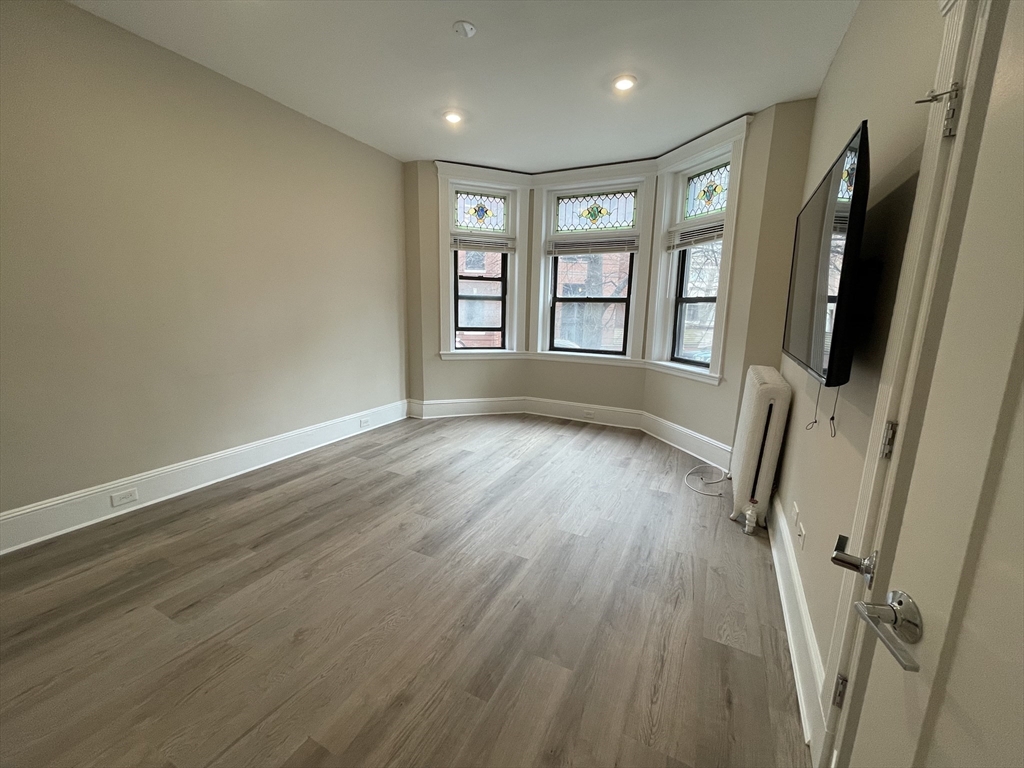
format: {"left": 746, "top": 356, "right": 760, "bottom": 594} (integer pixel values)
{"left": 614, "top": 75, "right": 637, "bottom": 92}
{"left": 444, "top": 111, "right": 463, "bottom": 124}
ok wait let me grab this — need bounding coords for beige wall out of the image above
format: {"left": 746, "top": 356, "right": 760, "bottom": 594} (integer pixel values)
{"left": 0, "top": 1, "right": 406, "bottom": 511}
{"left": 406, "top": 102, "right": 814, "bottom": 446}
{"left": 773, "top": 0, "right": 944, "bottom": 662}
{"left": 741, "top": 100, "right": 817, "bottom": 381}
{"left": 403, "top": 164, "right": 425, "bottom": 403}
{"left": 403, "top": 161, "right": 526, "bottom": 403}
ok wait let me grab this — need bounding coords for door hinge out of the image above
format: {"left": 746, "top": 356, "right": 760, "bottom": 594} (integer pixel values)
{"left": 915, "top": 81, "right": 961, "bottom": 137}
{"left": 832, "top": 673, "right": 849, "bottom": 710}
{"left": 880, "top": 420, "right": 898, "bottom": 459}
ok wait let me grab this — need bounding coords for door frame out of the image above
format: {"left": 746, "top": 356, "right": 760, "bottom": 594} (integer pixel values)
{"left": 810, "top": 1, "right": 1012, "bottom": 766}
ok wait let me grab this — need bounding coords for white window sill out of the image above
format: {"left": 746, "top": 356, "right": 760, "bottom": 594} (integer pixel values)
{"left": 646, "top": 360, "right": 721, "bottom": 385}
{"left": 439, "top": 350, "right": 531, "bottom": 360}
{"left": 439, "top": 352, "right": 720, "bottom": 384}
{"left": 532, "top": 351, "right": 647, "bottom": 368}
{"left": 439, "top": 349, "right": 645, "bottom": 368}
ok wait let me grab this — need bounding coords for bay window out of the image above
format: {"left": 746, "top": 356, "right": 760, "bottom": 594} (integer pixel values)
{"left": 437, "top": 166, "right": 529, "bottom": 357}
{"left": 645, "top": 119, "right": 747, "bottom": 383}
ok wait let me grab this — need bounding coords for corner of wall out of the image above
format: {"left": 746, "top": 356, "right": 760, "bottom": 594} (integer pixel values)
{"left": 741, "top": 98, "right": 816, "bottom": 381}
{"left": 403, "top": 161, "right": 425, "bottom": 402}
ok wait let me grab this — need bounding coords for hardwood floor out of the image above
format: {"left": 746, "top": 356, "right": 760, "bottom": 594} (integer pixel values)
{"left": 0, "top": 415, "right": 809, "bottom": 768}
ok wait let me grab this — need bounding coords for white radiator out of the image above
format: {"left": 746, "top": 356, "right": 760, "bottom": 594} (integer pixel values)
{"left": 729, "top": 366, "right": 792, "bottom": 534}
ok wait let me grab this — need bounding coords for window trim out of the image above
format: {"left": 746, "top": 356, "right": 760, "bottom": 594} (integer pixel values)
{"left": 437, "top": 163, "right": 530, "bottom": 356}
{"left": 671, "top": 244, "right": 718, "bottom": 368}
{"left": 454, "top": 250, "right": 508, "bottom": 349}
{"left": 530, "top": 165, "right": 657, "bottom": 360}
{"left": 645, "top": 117, "right": 750, "bottom": 383}
{"left": 549, "top": 252, "right": 635, "bottom": 356}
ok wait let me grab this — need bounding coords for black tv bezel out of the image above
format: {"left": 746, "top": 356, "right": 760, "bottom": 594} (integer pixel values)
{"left": 782, "top": 120, "right": 870, "bottom": 388}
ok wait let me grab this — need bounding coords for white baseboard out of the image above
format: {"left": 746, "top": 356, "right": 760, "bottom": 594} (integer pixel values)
{"left": 408, "top": 396, "right": 730, "bottom": 470}
{"left": 408, "top": 396, "right": 530, "bottom": 420}
{"left": 1, "top": 396, "right": 730, "bottom": 556}
{"left": 0, "top": 400, "right": 408, "bottom": 556}
{"left": 769, "top": 495, "right": 826, "bottom": 757}
{"left": 639, "top": 412, "right": 731, "bottom": 470}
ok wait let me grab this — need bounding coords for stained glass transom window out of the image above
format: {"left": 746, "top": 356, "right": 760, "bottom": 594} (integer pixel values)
{"left": 556, "top": 191, "right": 636, "bottom": 232}
{"left": 684, "top": 163, "right": 730, "bottom": 219}
{"left": 455, "top": 191, "right": 507, "bottom": 231}
{"left": 837, "top": 150, "right": 858, "bottom": 201}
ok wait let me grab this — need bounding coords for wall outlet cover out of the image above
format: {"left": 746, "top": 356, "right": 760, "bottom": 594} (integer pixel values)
{"left": 110, "top": 488, "right": 139, "bottom": 508}
{"left": 359, "top": 418, "right": 370, "bottom": 428}
{"left": 582, "top": 409, "right": 596, "bottom": 419}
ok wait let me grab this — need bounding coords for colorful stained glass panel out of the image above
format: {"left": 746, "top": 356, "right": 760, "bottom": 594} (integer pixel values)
{"left": 837, "top": 150, "right": 857, "bottom": 201}
{"left": 684, "top": 163, "right": 730, "bottom": 219}
{"left": 455, "top": 192, "right": 507, "bottom": 231}
{"left": 556, "top": 191, "right": 636, "bottom": 232}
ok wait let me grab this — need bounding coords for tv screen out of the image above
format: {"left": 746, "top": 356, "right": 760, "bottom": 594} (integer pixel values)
{"left": 783, "top": 121, "right": 870, "bottom": 387}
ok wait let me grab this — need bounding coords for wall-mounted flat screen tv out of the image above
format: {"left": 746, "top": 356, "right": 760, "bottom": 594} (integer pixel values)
{"left": 783, "top": 121, "right": 870, "bottom": 387}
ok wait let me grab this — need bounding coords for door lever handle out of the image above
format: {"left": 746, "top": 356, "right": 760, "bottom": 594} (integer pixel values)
{"left": 854, "top": 590, "right": 923, "bottom": 672}
{"left": 831, "top": 535, "right": 877, "bottom": 587}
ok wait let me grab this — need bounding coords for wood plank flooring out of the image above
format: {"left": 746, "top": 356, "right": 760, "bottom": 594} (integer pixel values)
{"left": 0, "top": 415, "right": 809, "bottom": 768}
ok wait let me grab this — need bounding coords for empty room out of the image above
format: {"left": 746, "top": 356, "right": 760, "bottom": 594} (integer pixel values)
{"left": 1, "top": 1, "right": 1022, "bottom": 767}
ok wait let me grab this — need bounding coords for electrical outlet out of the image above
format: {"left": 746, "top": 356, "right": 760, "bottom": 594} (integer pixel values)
{"left": 797, "top": 522, "right": 807, "bottom": 551}
{"left": 110, "top": 488, "right": 139, "bottom": 508}
{"left": 582, "top": 409, "right": 596, "bottom": 419}
{"left": 359, "top": 418, "right": 370, "bottom": 428}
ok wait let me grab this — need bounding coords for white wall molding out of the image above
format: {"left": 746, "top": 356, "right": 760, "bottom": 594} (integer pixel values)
{"left": 410, "top": 396, "right": 529, "bottom": 419}
{"left": 0, "top": 400, "right": 408, "bottom": 556}
{"left": 525, "top": 397, "right": 643, "bottom": 430}
{"left": 2, "top": 396, "right": 732, "bottom": 555}
{"left": 639, "top": 412, "right": 730, "bottom": 469}
{"left": 769, "top": 496, "right": 826, "bottom": 757}
{"left": 410, "top": 396, "right": 730, "bottom": 469}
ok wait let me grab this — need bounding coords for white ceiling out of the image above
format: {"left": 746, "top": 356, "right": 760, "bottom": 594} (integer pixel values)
{"left": 70, "top": 0, "right": 858, "bottom": 173}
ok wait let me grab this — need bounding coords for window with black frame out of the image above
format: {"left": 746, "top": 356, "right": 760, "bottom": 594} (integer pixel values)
{"left": 454, "top": 250, "right": 507, "bottom": 349}
{"left": 550, "top": 252, "right": 633, "bottom": 355}
{"left": 672, "top": 239, "right": 721, "bottom": 367}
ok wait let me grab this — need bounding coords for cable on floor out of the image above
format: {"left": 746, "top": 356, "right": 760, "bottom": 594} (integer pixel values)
{"left": 685, "top": 464, "right": 728, "bottom": 497}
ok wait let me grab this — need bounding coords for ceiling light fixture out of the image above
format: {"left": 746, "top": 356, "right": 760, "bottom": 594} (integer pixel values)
{"left": 614, "top": 75, "right": 637, "bottom": 92}
{"left": 444, "top": 111, "right": 463, "bottom": 124}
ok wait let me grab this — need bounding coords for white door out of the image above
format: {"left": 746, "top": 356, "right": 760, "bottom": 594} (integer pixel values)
{"left": 837, "top": 1, "right": 1023, "bottom": 765}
